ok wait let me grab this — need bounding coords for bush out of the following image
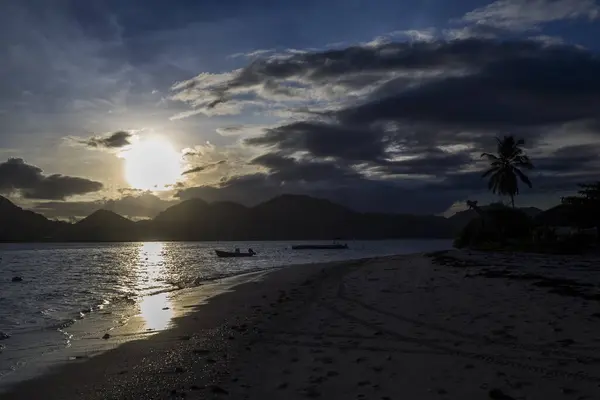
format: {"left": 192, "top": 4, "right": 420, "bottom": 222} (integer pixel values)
{"left": 454, "top": 205, "right": 532, "bottom": 249}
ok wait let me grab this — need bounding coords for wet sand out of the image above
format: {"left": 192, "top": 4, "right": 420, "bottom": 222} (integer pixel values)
{"left": 3, "top": 251, "right": 600, "bottom": 399}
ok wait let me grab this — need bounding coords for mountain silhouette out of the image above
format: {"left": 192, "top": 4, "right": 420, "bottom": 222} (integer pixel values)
{"left": 152, "top": 198, "right": 252, "bottom": 240}
{"left": 0, "top": 196, "right": 65, "bottom": 241}
{"left": 0, "top": 194, "right": 464, "bottom": 242}
{"left": 250, "top": 195, "right": 355, "bottom": 240}
{"left": 59, "top": 210, "right": 138, "bottom": 241}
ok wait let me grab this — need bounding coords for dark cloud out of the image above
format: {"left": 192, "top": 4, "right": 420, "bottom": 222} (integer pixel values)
{"left": 245, "top": 121, "right": 478, "bottom": 177}
{"left": 239, "top": 39, "right": 600, "bottom": 172}
{"left": 82, "top": 131, "right": 132, "bottom": 149}
{"left": 251, "top": 153, "right": 362, "bottom": 183}
{"left": 377, "top": 148, "right": 474, "bottom": 176}
{"left": 533, "top": 144, "right": 600, "bottom": 174}
{"left": 216, "top": 125, "right": 243, "bottom": 135}
{"left": 173, "top": 38, "right": 593, "bottom": 122}
{"left": 175, "top": 37, "right": 600, "bottom": 213}
{"left": 238, "top": 39, "right": 599, "bottom": 200}
{"left": 0, "top": 158, "right": 103, "bottom": 200}
{"left": 181, "top": 160, "right": 226, "bottom": 175}
{"left": 185, "top": 39, "right": 554, "bottom": 95}
{"left": 182, "top": 166, "right": 209, "bottom": 175}
{"left": 246, "top": 122, "right": 389, "bottom": 163}
{"left": 339, "top": 47, "right": 600, "bottom": 129}
{"left": 117, "top": 187, "right": 145, "bottom": 195}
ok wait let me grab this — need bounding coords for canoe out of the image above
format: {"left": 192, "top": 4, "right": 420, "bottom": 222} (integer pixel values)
{"left": 291, "top": 244, "right": 348, "bottom": 250}
{"left": 215, "top": 250, "right": 255, "bottom": 257}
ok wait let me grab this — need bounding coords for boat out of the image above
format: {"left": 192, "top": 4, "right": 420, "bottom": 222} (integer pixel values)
{"left": 215, "top": 249, "right": 256, "bottom": 258}
{"left": 291, "top": 243, "right": 349, "bottom": 250}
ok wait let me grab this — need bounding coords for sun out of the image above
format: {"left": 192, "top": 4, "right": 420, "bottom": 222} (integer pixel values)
{"left": 122, "top": 136, "right": 182, "bottom": 191}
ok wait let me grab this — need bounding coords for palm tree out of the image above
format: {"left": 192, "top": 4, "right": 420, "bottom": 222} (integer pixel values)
{"left": 481, "top": 135, "right": 533, "bottom": 208}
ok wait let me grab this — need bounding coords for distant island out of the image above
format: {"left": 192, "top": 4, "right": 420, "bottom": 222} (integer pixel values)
{"left": 0, "top": 194, "right": 545, "bottom": 242}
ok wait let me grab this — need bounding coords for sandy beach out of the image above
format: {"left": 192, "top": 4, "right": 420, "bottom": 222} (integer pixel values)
{"left": 3, "top": 250, "right": 600, "bottom": 399}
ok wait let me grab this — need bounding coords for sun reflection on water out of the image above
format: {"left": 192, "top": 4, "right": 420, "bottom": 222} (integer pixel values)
{"left": 139, "top": 292, "right": 173, "bottom": 331}
{"left": 137, "top": 242, "right": 174, "bottom": 331}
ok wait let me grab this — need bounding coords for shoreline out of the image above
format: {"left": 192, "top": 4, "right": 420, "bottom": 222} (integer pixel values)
{"left": 0, "top": 254, "right": 382, "bottom": 398}
{"left": 5, "top": 249, "right": 599, "bottom": 399}
{"left": 0, "top": 267, "right": 280, "bottom": 391}
{"left": 1, "top": 239, "right": 452, "bottom": 391}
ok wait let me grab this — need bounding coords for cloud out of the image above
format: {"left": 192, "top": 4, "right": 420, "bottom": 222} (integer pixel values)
{"left": 529, "top": 35, "right": 567, "bottom": 46}
{"left": 81, "top": 130, "right": 133, "bottom": 149}
{"left": 246, "top": 121, "right": 390, "bottom": 164}
{"left": 0, "top": 158, "right": 103, "bottom": 200}
{"left": 215, "top": 125, "right": 246, "bottom": 136}
{"left": 240, "top": 39, "right": 600, "bottom": 177}
{"left": 246, "top": 122, "right": 473, "bottom": 179}
{"left": 533, "top": 143, "right": 600, "bottom": 174}
{"left": 171, "top": 38, "right": 558, "bottom": 118}
{"left": 117, "top": 187, "right": 145, "bottom": 195}
{"left": 177, "top": 142, "right": 259, "bottom": 188}
{"left": 339, "top": 45, "right": 600, "bottom": 130}
{"left": 229, "top": 48, "right": 277, "bottom": 59}
{"left": 181, "top": 160, "right": 226, "bottom": 175}
{"left": 374, "top": 148, "right": 475, "bottom": 176}
{"left": 170, "top": 37, "right": 591, "bottom": 124}
{"left": 250, "top": 153, "right": 363, "bottom": 183}
{"left": 168, "top": 34, "right": 600, "bottom": 213}
{"left": 461, "top": 0, "right": 600, "bottom": 32}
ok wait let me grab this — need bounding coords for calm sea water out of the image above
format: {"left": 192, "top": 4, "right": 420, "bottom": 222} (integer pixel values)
{"left": 0, "top": 240, "right": 451, "bottom": 388}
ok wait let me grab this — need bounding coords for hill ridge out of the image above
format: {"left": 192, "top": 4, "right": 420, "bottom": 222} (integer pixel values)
{"left": 0, "top": 194, "right": 476, "bottom": 241}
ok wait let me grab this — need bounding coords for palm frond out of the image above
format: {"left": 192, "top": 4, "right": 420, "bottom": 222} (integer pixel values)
{"left": 514, "top": 168, "right": 532, "bottom": 188}
{"left": 482, "top": 167, "right": 496, "bottom": 178}
{"left": 514, "top": 155, "right": 534, "bottom": 169}
{"left": 481, "top": 152, "right": 499, "bottom": 161}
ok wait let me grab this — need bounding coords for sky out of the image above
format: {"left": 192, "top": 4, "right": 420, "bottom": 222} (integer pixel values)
{"left": 1, "top": 0, "right": 599, "bottom": 219}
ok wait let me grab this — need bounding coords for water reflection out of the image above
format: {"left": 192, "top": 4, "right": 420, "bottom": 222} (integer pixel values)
{"left": 139, "top": 292, "right": 173, "bottom": 331}
{"left": 137, "top": 242, "right": 173, "bottom": 331}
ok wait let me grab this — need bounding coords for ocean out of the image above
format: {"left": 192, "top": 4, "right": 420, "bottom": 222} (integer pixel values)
{"left": 0, "top": 239, "right": 451, "bottom": 389}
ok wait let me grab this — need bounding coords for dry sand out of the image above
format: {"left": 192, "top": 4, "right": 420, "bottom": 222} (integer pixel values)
{"left": 3, "top": 251, "right": 600, "bottom": 399}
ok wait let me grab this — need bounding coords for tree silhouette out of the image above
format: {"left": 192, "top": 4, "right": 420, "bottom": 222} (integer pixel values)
{"left": 562, "top": 182, "right": 600, "bottom": 240}
{"left": 481, "top": 136, "right": 533, "bottom": 208}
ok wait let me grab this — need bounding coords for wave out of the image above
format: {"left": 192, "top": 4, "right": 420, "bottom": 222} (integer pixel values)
{"left": 5, "top": 264, "right": 282, "bottom": 340}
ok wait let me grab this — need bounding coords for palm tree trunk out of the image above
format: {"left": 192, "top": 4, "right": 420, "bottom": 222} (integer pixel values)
{"left": 511, "top": 195, "right": 515, "bottom": 208}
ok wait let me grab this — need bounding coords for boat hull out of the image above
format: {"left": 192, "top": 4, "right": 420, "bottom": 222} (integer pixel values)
{"left": 215, "top": 250, "right": 255, "bottom": 257}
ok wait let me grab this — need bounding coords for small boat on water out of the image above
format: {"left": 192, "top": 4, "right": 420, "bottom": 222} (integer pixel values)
{"left": 291, "top": 243, "right": 349, "bottom": 250}
{"left": 215, "top": 248, "right": 256, "bottom": 258}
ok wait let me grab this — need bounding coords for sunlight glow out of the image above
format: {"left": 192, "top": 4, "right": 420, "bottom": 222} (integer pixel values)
{"left": 122, "top": 137, "right": 182, "bottom": 191}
